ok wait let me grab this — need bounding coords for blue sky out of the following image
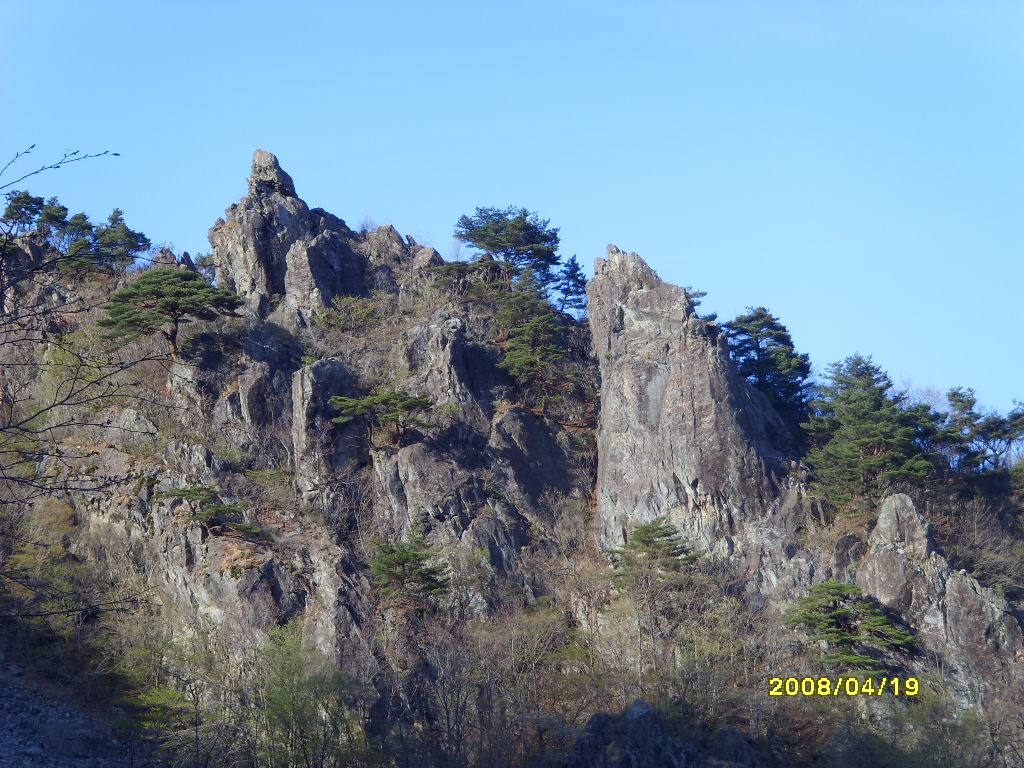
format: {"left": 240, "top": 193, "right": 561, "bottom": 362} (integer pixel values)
{"left": 2, "top": 1, "right": 1021, "bottom": 412}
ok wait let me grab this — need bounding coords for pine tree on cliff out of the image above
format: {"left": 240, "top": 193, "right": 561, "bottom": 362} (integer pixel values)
{"left": 454, "top": 205, "right": 560, "bottom": 284}
{"left": 786, "top": 581, "right": 914, "bottom": 671}
{"left": 99, "top": 267, "right": 242, "bottom": 360}
{"left": 723, "top": 306, "right": 811, "bottom": 429}
{"left": 2, "top": 189, "right": 150, "bottom": 272}
{"left": 803, "top": 354, "right": 937, "bottom": 511}
{"left": 369, "top": 526, "right": 449, "bottom": 606}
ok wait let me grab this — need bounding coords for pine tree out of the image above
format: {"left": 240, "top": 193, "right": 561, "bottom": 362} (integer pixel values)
{"left": 494, "top": 269, "right": 566, "bottom": 399}
{"left": 98, "top": 267, "right": 242, "bottom": 359}
{"left": 369, "top": 526, "right": 449, "bottom": 603}
{"left": 454, "top": 205, "right": 560, "bottom": 284}
{"left": 723, "top": 306, "right": 811, "bottom": 427}
{"left": 611, "top": 518, "right": 698, "bottom": 589}
{"left": 91, "top": 208, "right": 150, "bottom": 271}
{"left": 554, "top": 255, "right": 587, "bottom": 317}
{"left": 786, "top": 581, "right": 914, "bottom": 671}
{"left": 2, "top": 189, "right": 150, "bottom": 272}
{"left": 803, "top": 355, "right": 937, "bottom": 511}
{"left": 2, "top": 190, "right": 43, "bottom": 233}
{"left": 329, "top": 386, "right": 434, "bottom": 444}
{"left": 940, "top": 387, "right": 987, "bottom": 474}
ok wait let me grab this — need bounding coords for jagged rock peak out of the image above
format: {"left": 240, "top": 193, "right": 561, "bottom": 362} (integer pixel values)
{"left": 248, "top": 149, "right": 297, "bottom": 198}
{"left": 594, "top": 245, "right": 698, "bottom": 327}
{"left": 150, "top": 246, "right": 198, "bottom": 272}
{"left": 588, "top": 245, "right": 794, "bottom": 550}
{"left": 210, "top": 150, "right": 363, "bottom": 324}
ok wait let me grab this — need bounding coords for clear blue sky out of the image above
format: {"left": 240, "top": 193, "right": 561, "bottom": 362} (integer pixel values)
{"left": 3, "top": 1, "right": 1021, "bottom": 412}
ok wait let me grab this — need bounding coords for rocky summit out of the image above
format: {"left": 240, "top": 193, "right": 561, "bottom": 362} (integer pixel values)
{"left": 1, "top": 149, "right": 1022, "bottom": 767}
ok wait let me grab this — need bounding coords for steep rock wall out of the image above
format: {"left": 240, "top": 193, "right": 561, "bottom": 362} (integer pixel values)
{"left": 588, "top": 245, "right": 795, "bottom": 551}
{"left": 857, "top": 494, "right": 1024, "bottom": 709}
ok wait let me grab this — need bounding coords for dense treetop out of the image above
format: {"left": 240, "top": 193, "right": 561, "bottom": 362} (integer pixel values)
{"left": 2, "top": 189, "right": 150, "bottom": 272}
{"left": 99, "top": 267, "right": 242, "bottom": 359}
{"left": 454, "top": 205, "right": 561, "bottom": 284}
{"left": 723, "top": 306, "right": 811, "bottom": 429}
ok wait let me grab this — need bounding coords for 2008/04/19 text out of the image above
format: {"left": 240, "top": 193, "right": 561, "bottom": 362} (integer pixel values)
{"left": 767, "top": 677, "right": 920, "bottom": 697}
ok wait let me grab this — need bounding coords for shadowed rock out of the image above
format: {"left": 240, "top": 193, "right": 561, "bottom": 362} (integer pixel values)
{"left": 858, "top": 494, "right": 1024, "bottom": 708}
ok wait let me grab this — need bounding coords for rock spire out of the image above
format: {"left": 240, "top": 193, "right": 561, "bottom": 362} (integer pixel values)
{"left": 587, "top": 245, "right": 794, "bottom": 549}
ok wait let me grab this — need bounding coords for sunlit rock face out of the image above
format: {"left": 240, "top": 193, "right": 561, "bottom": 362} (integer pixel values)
{"left": 209, "top": 148, "right": 364, "bottom": 325}
{"left": 858, "top": 494, "right": 1024, "bottom": 708}
{"left": 587, "top": 245, "right": 794, "bottom": 551}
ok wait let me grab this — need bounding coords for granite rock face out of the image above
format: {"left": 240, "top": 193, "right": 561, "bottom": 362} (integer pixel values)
{"left": 858, "top": 494, "right": 1024, "bottom": 707}
{"left": 210, "top": 150, "right": 445, "bottom": 327}
{"left": 587, "top": 245, "right": 795, "bottom": 551}
{"left": 210, "top": 149, "right": 365, "bottom": 325}
{"left": 291, "top": 357, "right": 357, "bottom": 500}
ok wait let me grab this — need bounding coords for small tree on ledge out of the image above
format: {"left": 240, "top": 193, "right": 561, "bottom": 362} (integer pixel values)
{"left": 329, "top": 386, "right": 434, "bottom": 445}
{"left": 786, "top": 581, "right": 915, "bottom": 671}
{"left": 369, "top": 526, "right": 449, "bottom": 611}
{"left": 99, "top": 267, "right": 242, "bottom": 360}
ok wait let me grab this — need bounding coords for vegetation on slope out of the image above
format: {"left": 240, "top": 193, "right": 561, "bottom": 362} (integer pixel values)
{"left": 1, "top": 160, "right": 1023, "bottom": 767}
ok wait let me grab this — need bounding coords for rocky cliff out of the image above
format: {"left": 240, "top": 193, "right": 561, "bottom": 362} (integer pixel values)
{"left": 13, "top": 150, "right": 1023, "bottom": 766}
{"left": 588, "top": 245, "right": 797, "bottom": 552}
{"left": 858, "top": 494, "right": 1024, "bottom": 711}
{"left": 69, "top": 151, "right": 595, "bottom": 655}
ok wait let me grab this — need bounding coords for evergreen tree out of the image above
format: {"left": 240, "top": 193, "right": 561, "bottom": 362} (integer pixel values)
{"left": 723, "top": 306, "right": 811, "bottom": 426}
{"left": 37, "top": 197, "right": 68, "bottom": 234}
{"left": 454, "top": 205, "right": 560, "bottom": 284}
{"left": 940, "top": 387, "right": 987, "bottom": 474}
{"left": 98, "top": 267, "right": 242, "bottom": 359}
{"left": 494, "top": 269, "right": 566, "bottom": 399}
{"left": 2, "top": 190, "right": 43, "bottom": 233}
{"left": 57, "top": 212, "right": 97, "bottom": 261}
{"left": 803, "top": 355, "right": 937, "bottom": 510}
{"left": 329, "top": 386, "right": 434, "bottom": 444}
{"left": 611, "top": 518, "right": 698, "bottom": 588}
{"left": 554, "top": 255, "right": 587, "bottom": 317}
{"left": 369, "top": 526, "right": 449, "bottom": 603}
{"left": 91, "top": 208, "right": 150, "bottom": 270}
{"left": 2, "top": 189, "right": 150, "bottom": 272}
{"left": 682, "top": 286, "right": 717, "bottom": 321}
{"left": 787, "top": 581, "right": 914, "bottom": 671}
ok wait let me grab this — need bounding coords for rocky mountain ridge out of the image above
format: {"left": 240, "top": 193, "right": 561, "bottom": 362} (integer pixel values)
{"left": 8, "top": 149, "right": 1023, "bottom": 765}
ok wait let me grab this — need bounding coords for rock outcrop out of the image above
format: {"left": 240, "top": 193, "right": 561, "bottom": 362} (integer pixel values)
{"left": 210, "top": 150, "right": 445, "bottom": 327}
{"left": 27, "top": 150, "right": 1024, "bottom": 763}
{"left": 210, "top": 149, "right": 365, "bottom": 325}
{"left": 587, "top": 245, "right": 795, "bottom": 551}
{"left": 857, "top": 494, "right": 1024, "bottom": 708}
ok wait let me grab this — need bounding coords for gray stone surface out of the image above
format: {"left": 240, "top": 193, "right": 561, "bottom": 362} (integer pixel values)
{"left": 587, "top": 245, "right": 795, "bottom": 551}
{"left": 210, "top": 149, "right": 364, "bottom": 324}
{"left": 858, "top": 494, "right": 1024, "bottom": 708}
